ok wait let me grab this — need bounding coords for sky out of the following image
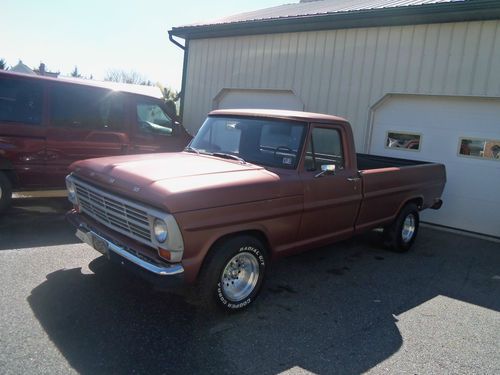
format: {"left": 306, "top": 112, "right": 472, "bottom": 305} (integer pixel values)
{"left": 0, "top": 0, "right": 287, "bottom": 90}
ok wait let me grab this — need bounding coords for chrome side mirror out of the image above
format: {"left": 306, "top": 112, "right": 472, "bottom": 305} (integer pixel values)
{"left": 314, "top": 164, "right": 336, "bottom": 178}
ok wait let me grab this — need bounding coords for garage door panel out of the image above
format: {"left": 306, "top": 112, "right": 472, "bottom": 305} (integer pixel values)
{"left": 370, "top": 95, "right": 500, "bottom": 237}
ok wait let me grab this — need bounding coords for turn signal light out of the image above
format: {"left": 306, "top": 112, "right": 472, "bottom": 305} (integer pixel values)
{"left": 158, "top": 248, "right": 171, "bottom": 261}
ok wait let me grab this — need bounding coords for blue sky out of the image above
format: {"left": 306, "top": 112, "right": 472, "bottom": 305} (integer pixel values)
{"left": 1, "top": 0, "right": 286, "bottom": 90}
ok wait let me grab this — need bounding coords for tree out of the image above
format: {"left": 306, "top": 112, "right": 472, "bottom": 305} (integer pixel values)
{"left": 157, "top": 84, "right": 180, "bottom": 118}
{"left": 0, "top": 59, "right": 7, "bottom": 70}
{"left": 104, "top": 69, "right": 152, "bottom": 85}
{"left": 70, "top": 66, "right": 82, "bottom": 78}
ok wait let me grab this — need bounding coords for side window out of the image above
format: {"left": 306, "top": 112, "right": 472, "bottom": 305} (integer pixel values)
{"left": 305, "top": 127, "right": 344, "bottom": 171}
{"left": 51, "top": 85, "right": 124, "bottom": 130}
{"left": 0, "top": 77, "right": 43, "bottom": 125}
{"left": 136, "top": 102, "right": 173, "bottom": 136}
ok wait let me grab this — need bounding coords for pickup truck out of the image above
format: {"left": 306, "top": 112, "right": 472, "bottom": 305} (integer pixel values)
{"left": 66, "top": 109, "right": 446, "bottom": 311}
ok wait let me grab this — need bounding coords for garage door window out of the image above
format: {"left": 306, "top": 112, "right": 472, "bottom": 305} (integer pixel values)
{"left": 386, "top": 131, "right": 421, "bottom": 151}
{"left": 459, "top": 138, "right": 500, "bottom": 160}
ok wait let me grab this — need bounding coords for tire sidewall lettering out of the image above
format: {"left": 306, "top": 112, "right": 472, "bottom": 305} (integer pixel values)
{"left": 238, "top": 246, "right": 265, "bottom": 266}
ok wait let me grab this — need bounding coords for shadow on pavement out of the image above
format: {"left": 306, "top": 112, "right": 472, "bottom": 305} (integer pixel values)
{"left": 28, "top": 229, "right": 500, "bottom": 374}
{"left": 0, "top": 197, "right": 77, "bottom": 250}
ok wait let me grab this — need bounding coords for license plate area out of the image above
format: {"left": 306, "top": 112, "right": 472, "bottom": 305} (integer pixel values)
{"left": 92, "top": 235, "right": 109, "bottom": 255}
{"left": 76, "top": 229, "right": 108, "bottom": 255}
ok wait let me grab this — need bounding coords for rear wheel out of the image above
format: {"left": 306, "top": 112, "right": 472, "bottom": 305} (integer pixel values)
{"left": 383, "top": 203, "right": 419, "bottom": 252}
{"left": 198, "top": 235, "right": 268, "bottom": 312}
{"left": 0, "top": 172, "right": 13, "bottom": 213}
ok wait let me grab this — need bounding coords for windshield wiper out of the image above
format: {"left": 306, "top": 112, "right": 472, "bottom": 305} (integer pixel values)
{"left": 212, "top": 152, "right": 246, "bottom": 164}
{"left": 184, "top": 146, "right": 200, "bottom": 154}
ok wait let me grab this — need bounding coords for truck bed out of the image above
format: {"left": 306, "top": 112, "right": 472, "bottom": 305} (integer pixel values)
{"left": 354, "top": 153, "right": 446, "bottom": 233}
{"left": 356, "top": 153, "right": 431, "bottom": 170}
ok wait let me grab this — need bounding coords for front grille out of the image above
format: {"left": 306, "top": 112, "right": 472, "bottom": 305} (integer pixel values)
{"left": 73, "top": 179, "right": 153, "bottom": 245}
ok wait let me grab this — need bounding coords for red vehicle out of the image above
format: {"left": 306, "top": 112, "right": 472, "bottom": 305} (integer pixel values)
{"left": 66, "top": 109, "right": 446, "bottom": 311}
{"left": 0, "top": 71, "right": 192, "bottom": 211}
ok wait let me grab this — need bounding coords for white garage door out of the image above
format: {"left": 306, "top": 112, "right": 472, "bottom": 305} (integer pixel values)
{"left": 370, "top": 95, "right": 500, "bottom": 238}
{"left": 214, "top": 89, "right": 304, "bottom": 111}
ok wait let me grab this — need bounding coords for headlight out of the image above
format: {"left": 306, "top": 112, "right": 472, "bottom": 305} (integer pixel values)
{"left": 66, "top": 177, "right": 77, "bottom": 204}
{"left": 153, "top": 218, "right": 168, "bottom": 243}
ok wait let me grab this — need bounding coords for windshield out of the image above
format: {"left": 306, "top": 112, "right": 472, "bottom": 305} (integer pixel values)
{"left": 189, "top": 116, "right": 307, "bottom": 169}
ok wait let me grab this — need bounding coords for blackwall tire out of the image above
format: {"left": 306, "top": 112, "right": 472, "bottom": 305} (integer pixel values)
{"left": 383, "top": 203, "right": 420, "bottom": 252}
{"left": 198, "top": 235, "right": 268, "bottom": 312}
{"left": 0, "top": 172, "right": 12, "bottom": 213}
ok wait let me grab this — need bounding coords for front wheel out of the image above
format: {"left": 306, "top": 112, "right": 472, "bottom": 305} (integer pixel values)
{"left": 383, "top": 203, "right": 420, "bottom": 252}
{"left": 198, "top": 235, "right": 268, "bottom": 312}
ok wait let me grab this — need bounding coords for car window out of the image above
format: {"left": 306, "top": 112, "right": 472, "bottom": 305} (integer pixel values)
{"left": 136, "top": 102, "right": 173, "bottom": 136}
{"left": 305, "top": 127, "right": 344, "bottom": 171}
{"left": 0, "top": 77, "right": 43, "bottom": 125}
{"left": 51, "top": 85, "right": 125, "bottom": 130}
{"left": 190, "top": 116, "right": 307, "bottom": 169}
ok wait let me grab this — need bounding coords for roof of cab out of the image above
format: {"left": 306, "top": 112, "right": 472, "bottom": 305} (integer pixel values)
{"left": 0, "top": 70, "right": 163, "bottom": 99}
{"left": 209, "top": 108, "right": 348, "bottom": 123}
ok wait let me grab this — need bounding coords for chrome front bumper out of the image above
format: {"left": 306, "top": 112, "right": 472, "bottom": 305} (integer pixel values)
{"left": 75, "top": 228, "right": 184, "bottom": 276}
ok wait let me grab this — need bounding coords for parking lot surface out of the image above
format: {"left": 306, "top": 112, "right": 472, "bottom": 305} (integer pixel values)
{"left": 0, "top": 198, "right": 499, "bottom": 374}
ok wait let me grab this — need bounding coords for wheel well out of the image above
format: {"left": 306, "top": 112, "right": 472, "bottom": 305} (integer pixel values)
{"left": 0, "top": 169, "right": 17, "bottom": 188}
{"left": 404, "top": 197, "right": 423, "bottom": 210}
{"left": 199, "top": 230, "right": 271, "bottom": 278}
{"left": 210, "top": 230, "right": 271, "bottom": 255}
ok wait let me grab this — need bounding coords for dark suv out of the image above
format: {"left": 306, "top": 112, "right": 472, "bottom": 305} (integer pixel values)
{"left": 0, "top": 71, "right": 192, "bottom": 211}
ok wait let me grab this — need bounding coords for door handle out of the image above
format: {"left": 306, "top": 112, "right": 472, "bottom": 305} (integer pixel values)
{"left": 347, "top": 177, "right": 360, "bottom": 182}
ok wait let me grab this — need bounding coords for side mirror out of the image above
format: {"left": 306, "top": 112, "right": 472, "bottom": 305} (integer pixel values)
{"left": 314, "top": 164, "right": 336, "bottom": 178}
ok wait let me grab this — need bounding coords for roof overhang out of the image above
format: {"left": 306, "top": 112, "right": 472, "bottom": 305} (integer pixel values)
{"left": 170, "top": 0, "right": 500, "bottom": 40}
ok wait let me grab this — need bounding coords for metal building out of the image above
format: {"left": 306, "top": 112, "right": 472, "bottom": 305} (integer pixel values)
{"left": 170, "top": 0, "right": 500, "bottom": 238}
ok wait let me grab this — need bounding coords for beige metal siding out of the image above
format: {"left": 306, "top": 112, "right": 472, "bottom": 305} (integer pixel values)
{"left": 183, "top": 20, "right": 500, "bottom": 148}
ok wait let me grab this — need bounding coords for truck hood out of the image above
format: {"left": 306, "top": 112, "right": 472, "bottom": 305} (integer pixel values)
{"left": 70, "top": 152, "right": 297, "bottom": 213}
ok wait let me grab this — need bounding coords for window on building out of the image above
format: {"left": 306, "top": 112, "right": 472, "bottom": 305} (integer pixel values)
{"left": 386, "top": 131, "right": 421, "bottom": 151}
{"left": 459, "top": 138, "right": 500, "bottom": 160}
{"left": 305, "top": 127, "right": 344, "bottom": 171}
{"left": 51, "top": 85, "right": 124, "bottom": 130}
{"left": 136, "top": 102, "right": 173, "bottom": 136}
{"left": 0, "top": 77, "right": 43, "bottom": 125}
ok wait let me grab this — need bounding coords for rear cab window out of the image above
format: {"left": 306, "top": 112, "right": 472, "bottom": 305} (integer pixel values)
{"left": 0, "top": 77, "right": 43, "bottom": 125}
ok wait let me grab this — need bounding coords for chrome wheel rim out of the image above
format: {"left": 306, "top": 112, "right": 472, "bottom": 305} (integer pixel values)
{"left": 221, "top": 252, "right": 260, "bottom": 302}
{"left": 401, "top": 214, "right": 416, "bottom": 243}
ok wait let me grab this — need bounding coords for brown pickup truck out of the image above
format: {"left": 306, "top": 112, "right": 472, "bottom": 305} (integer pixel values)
{"left": 66, "top": 109, "right": 446, "bottom": 311}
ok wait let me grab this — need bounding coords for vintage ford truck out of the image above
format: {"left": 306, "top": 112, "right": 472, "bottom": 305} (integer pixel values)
{"left": 66, "top": 109, "right": 446, "bottom": 310}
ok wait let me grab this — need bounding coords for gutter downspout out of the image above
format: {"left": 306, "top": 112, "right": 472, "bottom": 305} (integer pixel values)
{"left": 168, "top": 31, "right": 189, "bottom": 124}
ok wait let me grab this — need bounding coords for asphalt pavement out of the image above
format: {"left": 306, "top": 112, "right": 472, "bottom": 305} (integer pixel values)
{"left": 0, "top": 197, "right": 499, "bottom": 374}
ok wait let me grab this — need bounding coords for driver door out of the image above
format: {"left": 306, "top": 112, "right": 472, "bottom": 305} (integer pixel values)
{"left": 298, "top": 124, "right": 362, "bottom": 244}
